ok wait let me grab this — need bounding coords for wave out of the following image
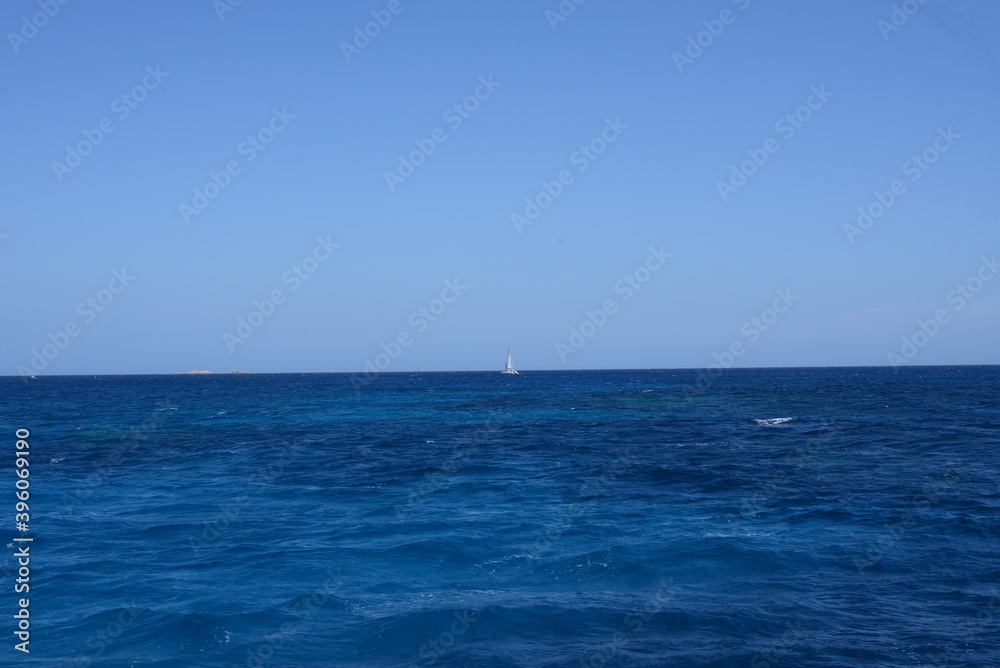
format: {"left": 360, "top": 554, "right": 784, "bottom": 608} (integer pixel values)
{"left": 754, "top": 417, "right": 795, "bottom": 426}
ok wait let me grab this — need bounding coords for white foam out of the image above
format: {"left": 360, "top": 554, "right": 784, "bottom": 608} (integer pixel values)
{"left": 754, "top": 417, "right": 794, "bottom": 426}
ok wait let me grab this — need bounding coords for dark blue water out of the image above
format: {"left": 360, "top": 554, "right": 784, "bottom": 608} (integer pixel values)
{"left": 2, "top": 367, "right": 998, "bottom": 667}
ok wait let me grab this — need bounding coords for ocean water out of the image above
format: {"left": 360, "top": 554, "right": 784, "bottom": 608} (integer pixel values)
{"left": 2, "top": 367, "right": 998, "bottom": 667}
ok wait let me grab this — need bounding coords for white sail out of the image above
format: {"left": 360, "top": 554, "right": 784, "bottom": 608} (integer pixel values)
{"left": 502, "top": 349, "right": 519, "bottom": 374}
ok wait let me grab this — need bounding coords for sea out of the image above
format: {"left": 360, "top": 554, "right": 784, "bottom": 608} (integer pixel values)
{"left": 1, "top": 366, "right": 998, "bottom": 667}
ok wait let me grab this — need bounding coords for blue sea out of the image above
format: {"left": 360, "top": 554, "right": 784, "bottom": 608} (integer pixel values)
{"left": 2, "top": 367, "right": 998, "bottom": 667}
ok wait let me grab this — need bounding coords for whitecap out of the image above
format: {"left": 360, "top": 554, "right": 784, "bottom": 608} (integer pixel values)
{"left": 754, "top": 417, "right": 794, "bottom": 426}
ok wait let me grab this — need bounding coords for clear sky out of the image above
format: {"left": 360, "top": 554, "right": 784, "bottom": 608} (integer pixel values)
{"left": 2, "top": 0, "right": 998, "bottom": 374}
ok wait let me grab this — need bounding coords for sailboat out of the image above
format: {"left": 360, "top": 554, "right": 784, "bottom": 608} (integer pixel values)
{"left": 501, "top": 348, "right": 520, "bottom": 375}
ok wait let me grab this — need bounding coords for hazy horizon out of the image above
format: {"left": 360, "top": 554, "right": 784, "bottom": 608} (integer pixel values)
{"left": 8, "top": 362, "right": 1000, "bottom": 378}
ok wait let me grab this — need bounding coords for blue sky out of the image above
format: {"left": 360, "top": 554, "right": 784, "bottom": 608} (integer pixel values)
{"left": 2, "top": 0, "right": 998, "bottom": 374}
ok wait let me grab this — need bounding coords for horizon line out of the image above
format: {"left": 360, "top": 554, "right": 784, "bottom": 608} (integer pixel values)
{"left": 4, "top": 362, "right": 998, "bottom": 378}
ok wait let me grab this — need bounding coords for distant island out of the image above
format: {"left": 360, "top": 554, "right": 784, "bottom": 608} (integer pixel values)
{"left": 176, "top": 370, "right": 250, "bottom": 374}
